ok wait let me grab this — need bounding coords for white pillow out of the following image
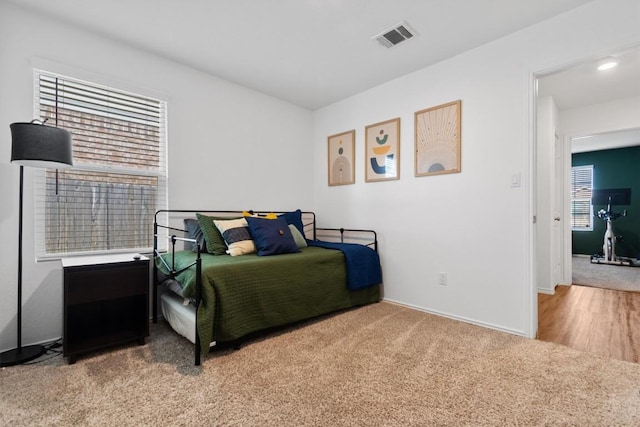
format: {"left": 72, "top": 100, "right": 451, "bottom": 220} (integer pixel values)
{"left": 213, "top": 218, "right": 256, "bottom": 256}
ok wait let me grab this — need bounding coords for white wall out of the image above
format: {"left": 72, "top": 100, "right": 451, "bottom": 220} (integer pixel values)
{"left": 312, "top": 0, "right": 640, "bottom": 337}
{"left": 561, "top": 96, "right": 640, "bottom": 140}
{"left": 0, "top": 2, "right": 313, "bottom": 351}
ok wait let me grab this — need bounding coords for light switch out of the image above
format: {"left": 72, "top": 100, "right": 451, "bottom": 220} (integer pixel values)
{"left": 511, "top": 172, "right": 521, "bottom": 188}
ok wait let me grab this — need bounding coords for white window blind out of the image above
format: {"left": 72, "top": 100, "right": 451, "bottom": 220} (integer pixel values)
{"left": 570, "top": 165, "right": 593, "bottom": 231}
{"left": 34, "top": 70, "right": 168, "bottom": 257}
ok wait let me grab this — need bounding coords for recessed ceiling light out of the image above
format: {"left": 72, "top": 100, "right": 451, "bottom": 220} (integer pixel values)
{"left": 597, "top": 57, "right": 618, "bottom": 71}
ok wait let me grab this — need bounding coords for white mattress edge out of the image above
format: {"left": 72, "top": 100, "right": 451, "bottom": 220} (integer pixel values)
{"left": 160, "top": 291, "right": 197, "bottom": 344}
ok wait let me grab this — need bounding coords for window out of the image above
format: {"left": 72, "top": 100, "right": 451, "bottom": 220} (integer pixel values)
{"left": 34, "top": 70, "right": 167, "bottom": 257}
{"left": 570, "top": 165, "right": 593, "bottom": 231}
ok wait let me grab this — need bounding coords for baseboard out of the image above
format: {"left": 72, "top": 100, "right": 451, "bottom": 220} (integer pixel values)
{"left": 0, "top": 336, "right": 62, "bottom": 354}
{"left": 381, "top": 298, "right": 526, "bottom": 337}
{"left": 537, "top": 287, "right": 556, "bottom": 295}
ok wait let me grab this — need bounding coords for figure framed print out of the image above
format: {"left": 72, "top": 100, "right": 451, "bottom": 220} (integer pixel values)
{"left": 414, "top": 100, "right": 461, "bottom": 177}
{"left": 327, "top": 130, "right": 355, "bottom": 186}
{"left": 365, "top": 117, "right": 400, "bottom": 182}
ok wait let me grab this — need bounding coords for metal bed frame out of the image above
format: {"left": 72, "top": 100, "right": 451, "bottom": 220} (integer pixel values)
{"left": 152, "top": 209, "right": 378, "bottom": 365}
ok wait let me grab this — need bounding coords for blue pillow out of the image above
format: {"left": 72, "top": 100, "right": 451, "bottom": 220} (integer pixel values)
{"left": 184, "top": 218, "right": 207, "bottom": 253}
{"left": 246, "top": 216, "right": 299, "bottom": 256}
{"left": 278, "top": 209, "right": 305, "bottom": 236}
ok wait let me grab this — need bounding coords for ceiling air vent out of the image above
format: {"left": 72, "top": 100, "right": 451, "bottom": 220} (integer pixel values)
{"left": 373, "top": 21, "right": 417, "bottom": 48}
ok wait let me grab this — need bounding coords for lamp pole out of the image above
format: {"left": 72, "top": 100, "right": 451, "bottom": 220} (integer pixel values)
{"left": 17, "top": 165, "right": 24, "bottom": 351}
{"left": 1, "top": 121, "right": 73, "bottom": 367}
{"left": 0, "top": 165, "right": 46, "bottom": 366}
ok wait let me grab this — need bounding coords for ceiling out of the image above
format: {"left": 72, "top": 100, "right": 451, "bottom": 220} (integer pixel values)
{"left": 7, "top": 0, "right": 597, "bottom": 110}
{"left": 537, "top": 45, "right": 640, "bottom": 111}
{"left": 537, "top": 45, "right": 640, "bottom": 151}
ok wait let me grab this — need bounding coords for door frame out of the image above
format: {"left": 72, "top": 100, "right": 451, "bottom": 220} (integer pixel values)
{"left": 529, "top": 45, "right": 638, "bottom": 339}
{"left": 561, "top": 134, "right": 573, "bottom": 286}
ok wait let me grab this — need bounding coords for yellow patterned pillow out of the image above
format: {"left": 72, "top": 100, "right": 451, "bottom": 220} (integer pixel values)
{"left": 242, "top": 211, "right": 277, "bottom": 219}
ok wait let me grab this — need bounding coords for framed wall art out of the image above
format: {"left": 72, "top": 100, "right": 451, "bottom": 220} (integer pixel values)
{"left": 365, "top": 117, "right": 400, "bottom": 182}
{"left": 414, "top": 100, "right": 461, "bottom": 177}
{"left": 327, "top": 130, "right": 355, "bottom": 186}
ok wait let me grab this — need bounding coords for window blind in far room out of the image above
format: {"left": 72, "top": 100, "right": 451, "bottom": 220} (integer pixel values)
{"left": 33, "top": 70, "right": 168, "bottom": 257}
{"left": 570, "top": 165, "right": 593, "bottom": 231}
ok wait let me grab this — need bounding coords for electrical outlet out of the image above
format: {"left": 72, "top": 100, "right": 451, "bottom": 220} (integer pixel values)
{"left": 439, "top": 272, "right": 447, "bottom": 286}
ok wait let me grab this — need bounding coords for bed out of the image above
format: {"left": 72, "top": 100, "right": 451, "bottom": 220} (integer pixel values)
{"left": 152, "top": 209, "right": 382, "bottom": 365}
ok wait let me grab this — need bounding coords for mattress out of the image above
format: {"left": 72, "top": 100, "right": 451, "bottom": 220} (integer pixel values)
{"left": 157, "top": 245, "right": 381, "bottom": 353}
{"left": 160, "top": 291, "right": 215, "bottom": 347}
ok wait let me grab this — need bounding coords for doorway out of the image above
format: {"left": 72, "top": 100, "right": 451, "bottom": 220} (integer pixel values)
{"left": 535, "top": 46, "right": 640, "bottom": 358}
{"left": 536, "top": 45, "right": 640, "bottom": 293}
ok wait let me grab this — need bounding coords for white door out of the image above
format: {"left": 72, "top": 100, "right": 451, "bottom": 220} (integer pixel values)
{"left": 552, "top": 133, "right": 565, "bottom": 286}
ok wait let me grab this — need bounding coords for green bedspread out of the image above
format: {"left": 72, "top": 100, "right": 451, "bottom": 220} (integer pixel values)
{"left": 156, "top": 246, "right": 380, "bottom": 353}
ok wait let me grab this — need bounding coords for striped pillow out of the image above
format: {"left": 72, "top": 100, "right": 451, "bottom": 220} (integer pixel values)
{"left": 213, "top": 218, "right": 256, "bottom": 256}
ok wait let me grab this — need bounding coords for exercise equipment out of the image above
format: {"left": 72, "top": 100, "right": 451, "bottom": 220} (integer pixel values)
{"left": 590, "top": 195, "right": 637, "bottom": 266}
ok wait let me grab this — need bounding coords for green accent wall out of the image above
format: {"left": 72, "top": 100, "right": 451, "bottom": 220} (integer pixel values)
{"left": 572, "top": 146, "right": 640, "bottom": 258}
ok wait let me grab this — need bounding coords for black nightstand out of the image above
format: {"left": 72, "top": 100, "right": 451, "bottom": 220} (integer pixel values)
{"left": 62, "top": 254, "right": 150, "bottom": 364}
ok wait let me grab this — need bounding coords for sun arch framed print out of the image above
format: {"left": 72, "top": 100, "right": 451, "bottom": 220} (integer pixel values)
{"left": 415, "top": 100, "right": 461, "bottom": 177}
{"left": 328, "top": 130, "right": 356, "bottom": 186}
{"left": 365, "top": 117, "right": 400, "bottom": 182}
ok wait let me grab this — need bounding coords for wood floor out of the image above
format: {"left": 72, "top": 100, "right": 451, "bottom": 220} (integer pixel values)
{"left": 538, "top": 284, "right": 640, "bottom": 363}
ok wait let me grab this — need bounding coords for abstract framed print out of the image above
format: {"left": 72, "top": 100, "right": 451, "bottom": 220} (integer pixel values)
{"left": 365, "top": 118, "right": 400, "bottom": 182}
{"left": 327, "top": 130, "right": 355, "bottom": 186}
{"left": 415, "top": 100, "right": 461, "bottom": 177}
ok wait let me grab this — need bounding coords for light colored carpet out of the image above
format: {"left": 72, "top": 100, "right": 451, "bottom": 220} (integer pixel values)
{"left": 572, "top": 255, "right": 640, "bottom": 292}
{"left": 2, "top": 301, "right": 640, "bottom": 426}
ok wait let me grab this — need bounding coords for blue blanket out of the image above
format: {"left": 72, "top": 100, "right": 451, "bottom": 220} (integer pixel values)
{"left": 307, "top": 240, "right": 382, "bottom": 290}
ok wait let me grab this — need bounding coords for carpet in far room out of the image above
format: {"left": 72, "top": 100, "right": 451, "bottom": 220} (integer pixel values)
{"left": 572, "top": 255, "right": 640, "bottom": 292}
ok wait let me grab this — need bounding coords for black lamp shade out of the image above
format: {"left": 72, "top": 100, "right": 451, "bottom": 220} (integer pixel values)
{"left": 10, "top": 122, "right": 73, "bottom": 168}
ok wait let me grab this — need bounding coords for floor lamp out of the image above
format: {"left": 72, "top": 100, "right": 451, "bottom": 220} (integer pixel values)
{"left": 0, "top": 120, "right": 73, "bottom": 367}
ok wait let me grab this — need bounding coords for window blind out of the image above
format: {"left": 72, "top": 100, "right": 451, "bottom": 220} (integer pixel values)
{"left": 34, "top": 70, "right": 168, "bottom": 256}
{"left": 570, "top": 165, "right": 593, "bottom": 231}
